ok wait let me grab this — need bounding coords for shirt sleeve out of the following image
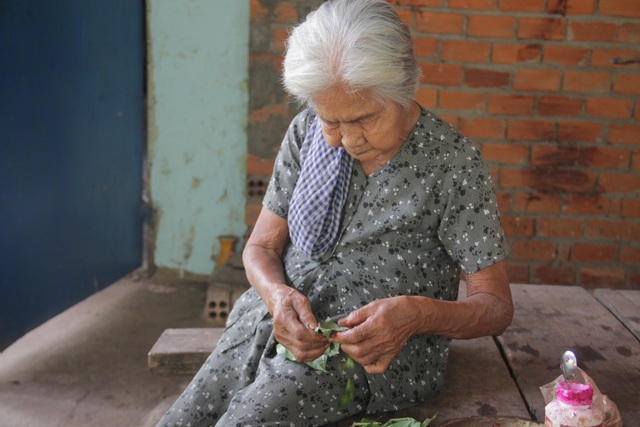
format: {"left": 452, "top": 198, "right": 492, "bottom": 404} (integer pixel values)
{"left": 262, "top": 109, "right": 313, "bottom": 219}
{"left": 437, "top": 135, "right": 509, "bottom": 274}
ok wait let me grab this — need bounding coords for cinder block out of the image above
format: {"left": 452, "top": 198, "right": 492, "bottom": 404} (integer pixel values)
{"left": 205, "top": 262, "right": 250, "bottom": 325}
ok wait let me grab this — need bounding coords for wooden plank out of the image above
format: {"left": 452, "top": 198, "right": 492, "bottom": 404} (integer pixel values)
{"left": 497, "top": 284, "right": 640, "bottom": 424}
{"left": 147, "top": 328, "right": 223, "bottom": 375}
{"left": 332, "top": 336, "right": 531, "bottom": 426}
{"left": 594, "top": 288, "right": 640, "bottom": 342}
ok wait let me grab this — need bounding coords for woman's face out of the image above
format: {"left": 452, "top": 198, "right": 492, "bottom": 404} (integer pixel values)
{"left": 312, "top": 85, "right": 413, "bottom": 164}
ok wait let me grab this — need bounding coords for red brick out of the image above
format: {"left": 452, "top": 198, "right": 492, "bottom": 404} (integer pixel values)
{"left": 543, "top": 45, "right": 590, "bottom": 66}
{"left": 581, "top": 146, "right": 631, "bottom": 169}
{"left": 591, "top": 48, "right": 640, "bottom": 68}
{"left": 499, "top": 0, "right": 545, "bottom": 12}
{"left": 514, "top": 69, "right": 562, "bottom": 92}
{"left": 507, "top": 120, "right": 555, "bottom": 141}
{"left": 563, "top": 195, "right": 620, "bottom": 216}
{"left": 538, "top": 96, "right": 582, "bottom": 116}
{"left": 247, "top": 154, "right": 275, "bottom": 176}
{"left": 585, "top": 98, "right": 632, "bottom": 119}
{"left": 468, "top": 15, "right": 515, "bottom": 38}
{"left": 273, "top": 2, "right": 298, "bottom": 23}
{"left": 395, "top": 8, "right": 412, "bottom": 27}
{"left": 245, "top": 203, "right": 261, "bottom": 226}
{"left": 499, "top": 168, "right": 526, "bottom": 188}
{"left": 415, "top": 11, "right": 464, "bottom": 34}
{"left": 621, "top": 247, "right": 640, "bottom": 265}
{"left": 482, "top": 142, "right": 529, "bottom": 164}
{"left": 618, "top": 22, "right": 640, "bottom": 43}
{"left": 523, "top": 168, "right": 597, "bottom": 194}
{"left": 600, "top": 0, "right": 640, "bottom": 18}
{"left": 420, "top": 63, "right": 464, "bottom": 86}
{"left": 569, "top": 21, "right": 617, "bottom": 42}
{"left": 465, "top": 68, "right": 510, "bottom": 88}
{"left": 440, "top": 114, "right": 459, "bottom": 128}
{"left": 587, "top": 219, "right": 634, "bottom": 241}
{"left": 579, "top": 267, "right": 627, "bottom": 288}
{"left": 614, "top": 74, "right": 640, "bottom": 95}
{"left": 459, "top": 117, "right": 506, "bottom": 139}
{"left": 272, "top": 28, "right": 288, "bottom": 52}
{"left": 413, "top": 37, "right": 439, "bottom": 58}
{"left": 488, "top": 94, "right": 535, "bottom": 116}
{"left": 633, "top": 223, "right": 640, "bottom": 241}
{"left": 622, "top": 199, "right": 640, "bottom": 218}
{"left": 393, "top": 0, "right": 445, "bottom": 5}
{"left": 539, "top": 218, "right": 583, "bottom": 238}
{"left": 557, "top": 122, "right": 604, "bottom": 143}
{"left": 532, "top": 264, "right": 576, "bottom": 286}
{"left": 571, "top": 242, "right": 617, "bottom": 263}
{"left": 248, "top": 103, "right": 290, "bottom": 122}
{"left": 563, "top": 71, "right": 611, "bottom": 93}
{"left": 531, "top": 145, "right": 578, "bottom": 168}
{"left": 439, "top": 90, "right": 486, "bottom": 112}
{"left": 496, "top": 191, "right": 511, "bottom": 212}
{"left": 609, "top": 124, "right": 640, "bottom": 145}
{"left": 416, "top": 87, "right": 437, "bottom": 109}
{"left": 513, "top": 192, "right": 561, "bottom": 213}
{"left": 492, "top": 43, "right": 541, "bottom": 64}
{"left": 250, "top": 0, "right": 268, "bottom": 22}
{"left": 633, "top": 150, "right": 640, "bottom": 170}
{"left": 636, "top": 102, "right": 640, "bottom": 121}
{"left": 547, "top": 0, "right": 596, "bottom": 15}
{"left": 517, "top": 18, "right": 567, "bottom": 41}
{"left": 442, "top": 40, "right": 491, "bottom": 63}
{"left": 449, "top": 0, "right": 497, "bottom": 9}
{"left": 599, "top": 172, "right": 640, "bottom": 193}
{"left": 511, "top": 240, "right": 557, "bottom": 261}
{"left": 631, "top": 271, "right": 640, "bottom": 289}
{"left": 506, "top": 262, "right": 530, "bottom": 283}
{"left": 502, "top": 215, "right": 535, "bottom": 237}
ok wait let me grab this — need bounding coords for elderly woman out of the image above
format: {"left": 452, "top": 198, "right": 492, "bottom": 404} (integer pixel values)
{"left": 157, "top": 0, "right": 513, "bottom": 426}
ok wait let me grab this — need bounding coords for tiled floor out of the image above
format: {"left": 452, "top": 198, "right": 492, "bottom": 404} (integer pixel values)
{"left": 0, "top": 270, "right": 211, "bottom": 427}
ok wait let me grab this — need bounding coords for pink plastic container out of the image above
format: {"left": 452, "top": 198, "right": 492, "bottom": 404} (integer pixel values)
{"left": 544, "top": 381, "right": 604, "bottom": 427}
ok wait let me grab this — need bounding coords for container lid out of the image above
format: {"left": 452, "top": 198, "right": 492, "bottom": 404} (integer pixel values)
{"left": 556, "top": 381, "right": 593, "bottom": 405}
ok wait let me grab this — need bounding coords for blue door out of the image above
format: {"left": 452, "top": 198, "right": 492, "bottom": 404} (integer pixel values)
{"left": 0, "top": 1, "right": 145, "bottom": 349}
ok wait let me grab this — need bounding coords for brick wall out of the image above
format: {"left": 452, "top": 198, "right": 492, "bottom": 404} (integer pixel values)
{"left": 247, "top": 0, "right": 640, "bottom": 289}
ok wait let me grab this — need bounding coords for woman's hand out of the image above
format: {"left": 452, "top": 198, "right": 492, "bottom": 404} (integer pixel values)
{"left": 268, "top": 286, "right": 329, "bottom": 363}
{"left": 332, "top": 296, "right": 422, "bottom": 374}
{"left": 243, "top": 208, "right": 329, "bottom": 363}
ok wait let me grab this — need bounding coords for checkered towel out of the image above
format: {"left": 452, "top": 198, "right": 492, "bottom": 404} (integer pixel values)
{"left": 288, "top": 117, "right": 354, "bottom": 259}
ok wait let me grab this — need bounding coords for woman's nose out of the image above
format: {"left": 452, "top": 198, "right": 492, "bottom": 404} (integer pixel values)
{"left": 339, "top": 124, "right": 362, "bottom": 145}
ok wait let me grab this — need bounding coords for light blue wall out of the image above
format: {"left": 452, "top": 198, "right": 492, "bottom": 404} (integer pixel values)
{"left": 147, "top": 0, "right": 249, "bottom": 276}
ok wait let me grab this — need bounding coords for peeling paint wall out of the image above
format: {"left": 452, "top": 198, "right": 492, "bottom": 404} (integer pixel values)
{"left": 147, "top": 0, "right": 249, "bottom": 276}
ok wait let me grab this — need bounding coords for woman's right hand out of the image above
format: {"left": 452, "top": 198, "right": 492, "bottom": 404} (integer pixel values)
{"left": 268, "top": 285, "right": 329, "bottom": 362}
{"left": 243, "top": 208, "right": 328, "bottom": 362}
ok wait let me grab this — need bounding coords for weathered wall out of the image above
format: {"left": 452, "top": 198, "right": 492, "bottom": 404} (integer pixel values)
{"left": 247, "top": 0, "right": 640, "bottom": 288}
{"left": 147, "top": 1, "right": 249, "bottom": 276}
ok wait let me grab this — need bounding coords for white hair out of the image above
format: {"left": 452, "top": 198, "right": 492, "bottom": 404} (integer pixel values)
{"left": 283, "top": 0, "right": 421, "bottom": 109}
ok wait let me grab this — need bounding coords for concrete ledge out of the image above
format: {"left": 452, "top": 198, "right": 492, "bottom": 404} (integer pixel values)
{"left": 148, "top": 328, "right": 224, "bottom": 376}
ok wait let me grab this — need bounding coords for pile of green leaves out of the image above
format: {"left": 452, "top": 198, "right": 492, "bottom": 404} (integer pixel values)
{"left": 351, "top": 416, "right": 435, "bottom": 427}
{"left": 276, "top": 318, "right": 355, "bottom": 405}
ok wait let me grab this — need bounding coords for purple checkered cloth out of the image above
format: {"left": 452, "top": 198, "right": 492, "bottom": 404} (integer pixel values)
{"left": 288, "top": 117, "right": 354, "bottom": 259}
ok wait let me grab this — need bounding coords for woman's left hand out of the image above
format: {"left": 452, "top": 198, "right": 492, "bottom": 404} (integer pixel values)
{"left": 332, "top": 296, "right": 422, "bottom": 374}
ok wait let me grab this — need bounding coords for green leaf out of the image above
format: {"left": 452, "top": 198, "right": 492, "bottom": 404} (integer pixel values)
{"left": 340, "top": 377, "right": 354, "bottom": 406}
{"left": 315, "top": 318, "right": 349, "bottom": 339}
{"left": 349, "top": 415, "right": 435, "bottom": 427}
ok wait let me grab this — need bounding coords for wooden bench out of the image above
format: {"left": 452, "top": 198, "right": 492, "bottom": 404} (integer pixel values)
{"left": 148, "top": 281, "right": 532, "bottom": 425}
